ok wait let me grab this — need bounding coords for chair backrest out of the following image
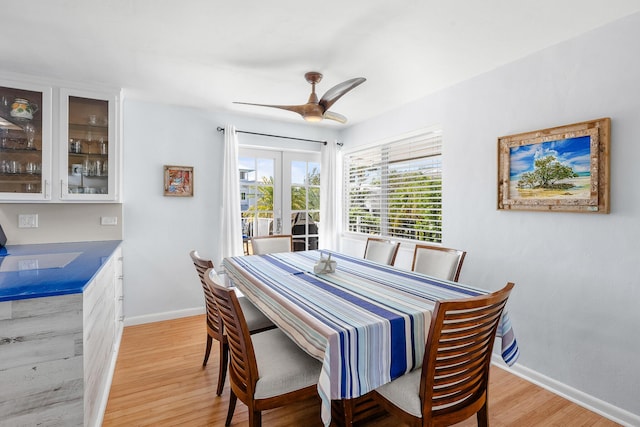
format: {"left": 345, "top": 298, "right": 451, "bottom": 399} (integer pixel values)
{"left": 412, "top": 244, "right": 467, "bottom": 282}
{"left": 419, "top": 282, "right": 514, "bottom": 425}
{"left": 189, "top": 250, "right": 223, "bottom": 341}
{"left": 205, "top": 268, "right": 259, "bottom": 403}
{"left": 251, "top": 234, "right": 293, "bottom": 255}
{"left": 364, "top": 237, "right": 400, "bottom": 265}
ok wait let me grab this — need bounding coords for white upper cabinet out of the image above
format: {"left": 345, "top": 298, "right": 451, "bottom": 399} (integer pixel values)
{"left": 0, "top": 79, "right": 53, "bottom": 201}
{"left": 0, "top": 74, "right": 121, "bottom": 203}
{"left": 59, "top": 88, "right": 120, "bottom": 201}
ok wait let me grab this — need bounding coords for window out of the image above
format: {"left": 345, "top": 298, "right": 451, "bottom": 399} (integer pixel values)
{"left": 344, "top": 129, "right": 442, "bottom": 243}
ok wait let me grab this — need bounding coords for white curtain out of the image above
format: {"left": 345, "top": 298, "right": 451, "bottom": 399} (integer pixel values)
{"left": 319, "top": 141, "right": 342, "bottom": 250}
{"left": 219, "top": 124, "right": 244, "bottom": 266}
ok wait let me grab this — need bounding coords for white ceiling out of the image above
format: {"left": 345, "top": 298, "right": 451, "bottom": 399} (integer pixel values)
{"left": 2, "top": 1, "right": 640, "bottom": 126}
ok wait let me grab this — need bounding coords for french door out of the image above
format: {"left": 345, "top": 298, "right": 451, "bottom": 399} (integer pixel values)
{"left": 239, "top": 148, "right": 320, "bottom": 252}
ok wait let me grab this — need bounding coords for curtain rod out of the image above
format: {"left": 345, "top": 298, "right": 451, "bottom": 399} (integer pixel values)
{"left": 216, "top": 127, "right": 342, "bottom": 146}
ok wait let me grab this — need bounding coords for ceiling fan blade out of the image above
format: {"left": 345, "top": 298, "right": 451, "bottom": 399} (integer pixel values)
{"left": 323, "top": 111, "right": 348, "bottom": 124}
{"left": 233, "top": 102, "right": 307, "bottom": 115}
{"left": 235, "top": 101, "right": 329, "bottom": 122}
{"left": 319, "top": 77, "right": 366, "bottom": 112}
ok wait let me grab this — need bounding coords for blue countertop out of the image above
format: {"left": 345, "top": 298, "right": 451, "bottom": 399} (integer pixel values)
{"left": 0, "top": 240, "right": 122, "bottom": 302}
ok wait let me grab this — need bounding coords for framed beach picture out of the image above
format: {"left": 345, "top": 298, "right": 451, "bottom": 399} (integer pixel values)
{"left": 163, "top": 165, "right": 193, "bottom": 197}
{"left": 497, "top": 118, "right": 610, "bottom": 213}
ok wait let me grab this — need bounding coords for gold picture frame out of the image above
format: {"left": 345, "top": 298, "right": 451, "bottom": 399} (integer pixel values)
{"left": 498, "top": 118, "right": 610, "bottom": 213}
{"left": 163, "top": 165, "right": 193, "bottom": 197}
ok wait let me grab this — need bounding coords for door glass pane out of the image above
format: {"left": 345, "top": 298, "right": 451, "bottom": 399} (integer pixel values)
{"left": 239, "top": 155, "right": 276, "bottom": 244}
{"left": 0, "top": 86, "right": 44, "bottom": 195}
{"left": 67, "top": 96, "right": 109, "bottom": 195}
{"left": 291, "top": 186, "right": 305, "bottom": 210}
{"left": 308, "top": 187, "right": 320, "bottom": 210}
{"left": 308, "top": 162, "right": 320, "bottom": 185}
{"left": 256, "top": 184, "right": 274, "bottom": 211}
{"left": 256, "top": 158, "right": 274, "bottom": 183}
{"left": 291, "top": 159, "right": 320, "bottom": 251}
{"left": 291, "top": 161, "right": 306, "bottom": 185}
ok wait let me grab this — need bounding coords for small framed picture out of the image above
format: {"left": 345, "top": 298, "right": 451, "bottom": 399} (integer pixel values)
{"left": 164, "top": 165, "right": 193, "bottom": 197}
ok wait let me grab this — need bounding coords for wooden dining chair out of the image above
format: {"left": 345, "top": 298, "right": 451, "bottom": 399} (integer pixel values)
{"left": 372, "top": 282, "right": 514, "bottom": 427}
{"left": 411, "top": 244, "right": 467, "bottom": 282}
{"left": 189, "top": 250, "right": 275, "bottom": 396}
{"left": 364, "top": 237, "right": 401, "bottom": 265}
{"left": 250, "top": 234, "right": 293, "bottom": 255}
{"left": 204, "top": 268, "right": 322, "bottom": 427}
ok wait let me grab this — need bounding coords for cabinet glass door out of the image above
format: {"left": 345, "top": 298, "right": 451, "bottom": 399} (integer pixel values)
{"left": 61, "top": 90, "right": 117, "bottom": 200}
{"left": 0, "top": 83, "right": 52, "bottom": 199}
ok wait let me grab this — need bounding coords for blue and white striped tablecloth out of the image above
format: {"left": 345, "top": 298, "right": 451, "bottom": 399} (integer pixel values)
{"left": 223, "top": 250, "right": 518, "bottom": 426}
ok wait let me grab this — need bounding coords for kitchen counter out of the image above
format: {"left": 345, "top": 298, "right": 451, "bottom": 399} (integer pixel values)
{"left": 0, "top": 240, "right": 121, "bottom": 302}
{"left": 0, "top": 240, "right": 123, "bottom": 426}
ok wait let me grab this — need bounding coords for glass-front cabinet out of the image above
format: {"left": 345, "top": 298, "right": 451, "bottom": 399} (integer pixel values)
{"left": 60, "top": 89, "right": 118, "bottom": 201}
{"left": 0, "top": 82, "right": 52, "bottom": 200}
{"left": 0, "top": 76, "right": 120, "bottom": 203}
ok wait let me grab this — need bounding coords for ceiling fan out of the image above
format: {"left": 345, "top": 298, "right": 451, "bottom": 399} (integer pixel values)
{"left": 234, "top": 72, "right": 366, "bottom": 124}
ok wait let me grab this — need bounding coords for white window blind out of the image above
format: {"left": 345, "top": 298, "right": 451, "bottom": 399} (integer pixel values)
{"left": 344, "top": 130, "right": 442, "bottom": 243}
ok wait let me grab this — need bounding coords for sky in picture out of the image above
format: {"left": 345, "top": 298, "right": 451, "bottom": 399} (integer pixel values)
{"left": 509, "top": 135, "right": 591, "bottom": 179}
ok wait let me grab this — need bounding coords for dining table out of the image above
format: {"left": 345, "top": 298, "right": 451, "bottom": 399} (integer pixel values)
{"left": 223, "top": 249, "right": 519, "bottom": 426}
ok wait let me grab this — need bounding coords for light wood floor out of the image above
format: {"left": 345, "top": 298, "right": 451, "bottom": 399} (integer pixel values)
{"left": 103, "top": 315, "right": 619, "bottom": 427}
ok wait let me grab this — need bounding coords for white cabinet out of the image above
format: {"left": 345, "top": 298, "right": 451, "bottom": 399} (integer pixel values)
{"left": 0, "top": 75, "right": 121, "bottom": 203}
{"left": 0, "top": 79, "right": 53, "bottom": 200}
{"left": 83, "top": 246, "right": 123, "bottom": 426}
{"left": 59, "top": 89, "right": 120, "bottom": 201}
{"left": 114, "top": 249, "right": 124, "bottom": 335}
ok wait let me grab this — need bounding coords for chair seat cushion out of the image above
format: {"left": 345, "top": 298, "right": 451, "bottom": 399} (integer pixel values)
{"left": 375, "top": 368, "right": 423, "bottom": 418}
{"left": 238, "top": 296, "right": 274, "bottom": 332}
{"left": 251, "top": 328, "right": 322, "bottom": 399}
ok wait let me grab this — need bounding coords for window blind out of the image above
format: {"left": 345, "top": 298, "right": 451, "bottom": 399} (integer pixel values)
{"left": 344, "top": 130, "right": 442, "bottom": 243}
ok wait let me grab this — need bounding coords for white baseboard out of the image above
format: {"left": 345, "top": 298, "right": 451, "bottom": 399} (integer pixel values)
{"left": 492, "top": 356, "right": 640, "bottom": 427}
{"left": 123, "top": 307, "right": 205, "bottom": 326}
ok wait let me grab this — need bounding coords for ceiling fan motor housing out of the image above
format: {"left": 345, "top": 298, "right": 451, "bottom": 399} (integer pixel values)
{"left": 304, "top": 71, "right": 323, "bottom": 84}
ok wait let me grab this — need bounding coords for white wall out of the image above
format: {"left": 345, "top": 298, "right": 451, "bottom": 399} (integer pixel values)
{"left": 341, "top": 12, "right": 640, "bottom": 424}
{"left": 121, "top": 102, "right": 338, "bottom": 324}
{"left": 0, "top": 203, "right": 122, "bottom": 244}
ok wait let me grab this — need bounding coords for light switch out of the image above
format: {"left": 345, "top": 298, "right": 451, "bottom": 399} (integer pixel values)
{"left": 18, "top": 214, "right": 38, "bottom": 228}
{"left": 101, "top": 216, "right": 118, "bottom": 226}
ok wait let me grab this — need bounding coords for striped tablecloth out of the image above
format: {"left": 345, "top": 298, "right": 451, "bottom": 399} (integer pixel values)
{"left": 223, "top": 250, "right": 519, "bottom": 426}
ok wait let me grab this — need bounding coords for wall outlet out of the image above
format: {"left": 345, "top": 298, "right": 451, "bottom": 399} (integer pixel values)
{"left": 18, "top": 214, "right": 39, "bottom": 228}
{"left": 101, "top": 216, "right": 118, "bottom": 226}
